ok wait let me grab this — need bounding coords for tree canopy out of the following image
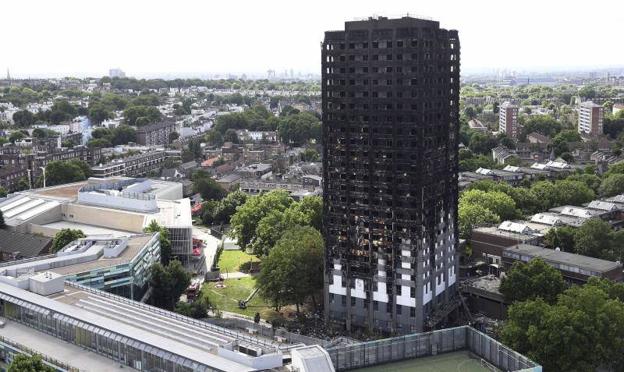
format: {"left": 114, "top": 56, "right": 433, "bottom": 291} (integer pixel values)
{"left": 144, "top": 220, "right": 172, "bottom": 265}
{"left": 256, "top": 226, "right": 323, "bottom": 312}
{"left": 500, "top": 258, "right": 565, "bottom": 304}
{"left": 229, "top": 191, "right": 322, "bottom": 256}
{"left": 149, "top": 260, "right": 191, "bottom": 310}
{"left": 192, "top": 171, "right": 227, "bottom": 201}
{"left": 51, "top": 228, "right": 86, "bottom": 252}
{"left": 501, "top": 278, "right": 624, "bottom": 372}
{"left": 45, "top": 160, "right": 91, "bottom": 186}
{"left": 8, "top": 354, "right": 55, "bottom": 372}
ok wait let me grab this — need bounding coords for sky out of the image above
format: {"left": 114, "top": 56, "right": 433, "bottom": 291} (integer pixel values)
{"left": 2, "top": 0, "right": 624, "bottom": 78}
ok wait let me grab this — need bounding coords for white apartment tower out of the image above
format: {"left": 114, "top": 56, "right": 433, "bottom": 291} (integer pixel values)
{"left": 578, "top": 101, "right": 603, "bottom": 136}
{"left": 499, "top": 102, "right": 518, "bottom": 139}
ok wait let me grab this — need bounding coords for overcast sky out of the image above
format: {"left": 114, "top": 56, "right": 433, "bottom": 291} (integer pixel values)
{"left": 2, "top": 0, "right": 623, "bottom": 78}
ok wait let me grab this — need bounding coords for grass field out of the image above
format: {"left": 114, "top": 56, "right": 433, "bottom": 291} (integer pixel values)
{"left": 217, "top": 250, "right": 260, "bottom": 273}
{"left": 355, "top": 351, "right": 496, "bottom": 372}
{"left": 201, "top": 277, "right": 276, "bottom": 318}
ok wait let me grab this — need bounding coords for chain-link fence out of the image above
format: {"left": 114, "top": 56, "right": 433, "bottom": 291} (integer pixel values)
{"left": 326, "top": 326, "right": 541, "bottom": 371}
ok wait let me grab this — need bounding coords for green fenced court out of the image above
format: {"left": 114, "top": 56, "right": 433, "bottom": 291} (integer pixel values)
{"left": 355, "top": 351, "right": 496, "bottom": 372}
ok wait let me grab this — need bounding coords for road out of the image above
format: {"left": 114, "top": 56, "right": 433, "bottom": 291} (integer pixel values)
{"left": 192, "top": 225, "right": 221, "bottom": 276}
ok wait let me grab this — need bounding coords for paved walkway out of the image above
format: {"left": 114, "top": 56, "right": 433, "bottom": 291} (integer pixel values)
{"left": 192, "top": 226, "right": 221, "bottom": 274}
{"left": 220, "top": 271, "right": 251, "bottom": 279}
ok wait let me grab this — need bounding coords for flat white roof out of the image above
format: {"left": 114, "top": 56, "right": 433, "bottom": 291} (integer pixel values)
{"left": 40, "top": 221, "right": 136, "bottom": 237}
{"left": 0, "top": 281, "right": 254, "bottom": 371}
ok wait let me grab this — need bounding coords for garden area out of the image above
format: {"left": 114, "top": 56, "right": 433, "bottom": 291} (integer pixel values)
{"left": 216, "top": 250, "right": 260, "bottom": 273}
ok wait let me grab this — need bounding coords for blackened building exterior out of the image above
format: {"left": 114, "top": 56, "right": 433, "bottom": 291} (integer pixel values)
{"left": 322, "top": 16, "right": 460, "bottom": 333}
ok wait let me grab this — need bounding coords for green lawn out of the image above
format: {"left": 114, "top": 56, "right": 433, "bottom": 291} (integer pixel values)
{"left": 202, "top": 277, "right": 274, "bottom": 318}
{"left": 218, "top": 250, "right": 260, "bottom": 273}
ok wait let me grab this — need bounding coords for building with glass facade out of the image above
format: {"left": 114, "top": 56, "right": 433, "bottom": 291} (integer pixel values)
{"left": 0, "top": 280, "right": 291, "bottom": 371}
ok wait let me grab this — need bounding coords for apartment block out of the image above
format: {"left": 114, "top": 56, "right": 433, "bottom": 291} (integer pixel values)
{"left": 322, "top": 16, "right": 460, "bottom": 333}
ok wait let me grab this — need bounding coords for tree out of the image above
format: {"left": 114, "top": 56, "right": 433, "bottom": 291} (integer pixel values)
{"left": 205, "top": 130, "right": 224, "bottom": 147}
{"left": 12, "top": 110, "right": 36, "bottom": 127}
{"left": 0, "top": 210, "right": 5, "bottom": 229}
{"left": 45, "top": 160, "right": 90, "bottom": 186}
{"left": 223, "top": 129, "right": 239, "bottom": 143}
{"left": 123, "top": 105, "right": 161, "bottom": 126}
{"left": 460, "top": 189, "right": 519, "bottom": 221}
{"left": 500, "top": 258, "right": 565, "bottom": 304}
{"left": 110, "top": 125, "right": 137, "bottom": 145}
{"left": 599, "top": 174, "right": 624, "bottom": 197}
{"left": 277, "top": 112, "right": 321, "bottom": 145}
{"left": 566, "top": 173, "right": 601, "bottom": 194}
{"left": 202, "top": 191, "right": 248, "bottom": 226}
{"left": 230, "top": 190, "right": 293, "bottom": 250}
{"left": 543, "top": 226, "right": 576, "bottom": 252}
{"left": 175, "top": 298, "right": 208, "bottom": 319}
{"left": 169, "top": 131, "right": 180, "bottom": 143}
{"left": 468, "top": 132, "right": 498, "bottom": 155}
{"left": 501, "top": 281, "right": 624, "bottom": 372}
{"left": 463, "top": 106, "right": 477, "bottom": 119}
{"left": 521, "top": 115, "right": 562, "bottom": 138}
{"left": 149, "top": 260, "right": 191, "bottom": 310}
{"left": 193, "top": 174, "right": 226, "bottom": 201}
{"left": 578, "top": 85, "right": 597, "bottom": 99}
{"left": 301, "top": 148, "right": 320, "bottom": 162}
{"left": 574, "top": 218, "right": 613, "bottom": 259}
{"left": 530, "top": 181, "right": 557, "bottom": 210}
{"left": 256, "top": 226, "right": 323, "bottom": 312}
{"left": 0, "top": 187, "right": 7, "bottom": 198}
{"left": 8, "top": 354, "right": 55, "bottom": 372}
{"left": 88, "top": 103, "right": 112, "bottom": 124}
{"left": 51, "top": 228, "right": 86, "bottom": 252}
{"left": 144, "top": 220, "right": 172, "bottom": 265}
{"left": 458, "top": 203, "right": 500, "bottom": 238}
{"left": 8, "top": 131, "right": 27, "bottom": 143}
{"left": 552, "top": 179, "right": 595, "bottom": 206}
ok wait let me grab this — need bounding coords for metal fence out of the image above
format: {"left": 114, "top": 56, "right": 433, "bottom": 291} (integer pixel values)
{"left": 0, "top": 335, "right": 79, "bottom": 372}
{"left": 205, "top": 315, "right": 331, "bottom": 349}
{"left": 65, "top": 281, "right": 282, "bottom": 351}
{"left": 326, "top": 326, "right": 542, "bottom": 371}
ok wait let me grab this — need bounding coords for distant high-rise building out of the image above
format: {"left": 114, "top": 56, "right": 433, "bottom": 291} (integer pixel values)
{"left": 109, "top": 68, "right": 126, "bottom": 78}
{"left": 499, "top": 102, "right": 518, "bottom": 139}
{"left": 322, "top": 16, "right": 460, "bottom": 333}
{"left": 578, "top": 101, "right": 603, "bottom": 136}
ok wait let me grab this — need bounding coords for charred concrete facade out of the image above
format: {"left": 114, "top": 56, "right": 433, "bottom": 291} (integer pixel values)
{"left": 322, "top": 17, "right": 460, "bottom": 333}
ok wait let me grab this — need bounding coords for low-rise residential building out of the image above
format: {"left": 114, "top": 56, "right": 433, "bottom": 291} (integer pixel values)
{"left": 216, "top": 173, "right": 242, "bottom": 190}
{"left": 491, "top": 146, "right": 517, "bottom": 164}
{"left": 503, "top": 244, "right": 623, "bottom": 283}
{"left": 91, "top": 150, "right": 166, "bottom": 178}
{"left": 0, "top": 229, "right": 52, "bottom": 261}
{"left": 470, "top": 222, "right": 543, "bottom": 267}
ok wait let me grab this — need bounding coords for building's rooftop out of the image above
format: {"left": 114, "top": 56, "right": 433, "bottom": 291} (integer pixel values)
{"left": 51, "top": 235, "right": 153, "bottom": 276}
{"left": 39, "top": 221, "right": 135, "bottom": 237}
{"left": 587, "top": 200, "right": 620, "bottom": 211}
{"left": 0, "top": 230, "right": 52, "bottom": 259}
{"left": 0, "top": 280, "right": 283, "bottom": 371}
{"left": 0, "top": 320, "right": 127, "bottom": 371}
{"left": 504, "top": 244, "right": 622, "bottom": 274}
{"left": 465, "top": 275, "right": 502, "bottom": 295}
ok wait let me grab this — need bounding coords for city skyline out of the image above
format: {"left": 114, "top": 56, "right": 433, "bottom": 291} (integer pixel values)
{"left": 2, "top": 0, "right": 624, "bottom": 78}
